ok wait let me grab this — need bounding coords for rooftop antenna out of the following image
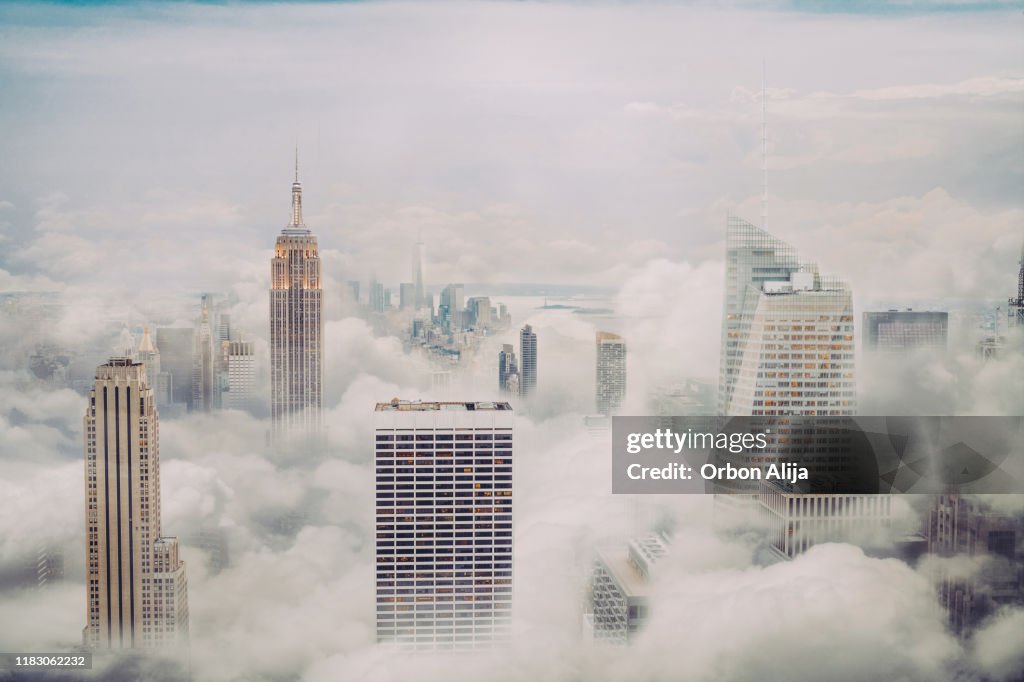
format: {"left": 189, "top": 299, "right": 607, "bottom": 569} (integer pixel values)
{"left": 761, "top": 59, "right": 767, "bottom": 231}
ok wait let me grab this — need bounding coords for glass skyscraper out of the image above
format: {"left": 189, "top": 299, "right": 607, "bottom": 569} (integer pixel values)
{"left": 519, "top": 324, "right": 537, "bottom": 398}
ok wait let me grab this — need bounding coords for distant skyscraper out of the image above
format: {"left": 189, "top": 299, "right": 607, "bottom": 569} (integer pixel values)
{"left": 215, "top": 312, "right": 231, "bottom": 344}
{"left": 498, "top": 344, "right": 518, "bottom": 395}
{"left": 595, "top": 332, "right": 626, "bottom": 415}
{"left": 369, "top": 278, "right": 386, "bottom": 313}
{"left": 191, "top": 296, "right": 215, "bottom": 413}
{"left": 83, "top": 358, "right": 189, "bottom": 649}
{"left": 717, "top": 216, "right": 801, "bottom": 414}
{"left": 413, "top": 238, "right": 425, "bottom": 310}
{"left": 440, "top": 284, "right": 465, "bottom": 333}
{"left": 224, "top": 340, "right": 256, "bottom": 412}
{"left": 270, "top": 155, "right": 323, "bottom": 437}
{"left": 374, "top": 399, "right": 513, "bottom": 650}
{"left": 1009, "top": 239, "right": 1024, "bottom": 329}
{"left": 718, "top": 217, "right": 855, "bottom": 417}
{"left": 519, "top": 324, "right": 537, "bottom": 398}
{"left": 466, "top": 297, "right": 492, "bottom": 329}
{"left": 863, "top": 310, "right": 948, "bottom": 352}
{"left": 137, "top": 328, "right": 172, "bottom": 407}
{"left": 155, "top": 328, "right": 192, "bottom": 407}
{"left": 399, "top": 283, "right": 416, "bottom": 310}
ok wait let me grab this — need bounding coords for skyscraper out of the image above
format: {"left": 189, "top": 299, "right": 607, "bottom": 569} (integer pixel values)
{"left": 519, "top": 324, "right": 537, "bottom": 398}
{"left": 191, "top": 296, "right": 215, "bottom": 413}
{"left": 270, "top": 156, "right": 323, "bottom": 437}
{"left": 136, "top": 327, "right": 172, "bottom": 407}
{"left": 399, "top": 283, "right": 416, "bottom": 310}
{"left": 717, "top": 216, "right": 801, "bottom": 415}
{"left": 155, "top": 327, "right": 192, "bottom": 407}
{"left": 374, "top": 399, "right": 513, "bottom": 650}
{"left": 440, "top": 284, "right": 465, "bottom": 333}
{"left": 83, "top": 358, "right": 189, "bottom": 649}
{"left": 595, "top": 331, "right": 626, "bottom": 415}
{"left": 498, "top": 344, "right": 518, "bottom": 395}
{"left": 368, "top": 278, "right": 386, "bottom": 314}
{"left": 224, "top": 340, "right": 256, "bottom": 413}
{"left": 1009, "top": 239, "right": 1024, "bottom": 329}
{"left": 413, "top": 238, "right": 425, "bottom": 310}
{"left": 863, "top": 310, "right": 948, "bottom": 352}
{"left": 717, "top": 217, "right": 855, "bottom": 417}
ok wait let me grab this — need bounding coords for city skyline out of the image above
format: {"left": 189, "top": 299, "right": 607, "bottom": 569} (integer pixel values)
{"left": 1, "top": 1, "right": 1023, "bottom": 681}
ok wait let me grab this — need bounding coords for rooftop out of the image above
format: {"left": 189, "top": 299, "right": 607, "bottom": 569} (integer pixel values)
{"left": 375, "top": 399, "right": 512, "bottom": 412}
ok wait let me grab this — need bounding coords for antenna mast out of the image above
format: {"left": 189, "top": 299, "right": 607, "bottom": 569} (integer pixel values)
{"left": 761, "top": 60, "right": 767, "bottom": 231}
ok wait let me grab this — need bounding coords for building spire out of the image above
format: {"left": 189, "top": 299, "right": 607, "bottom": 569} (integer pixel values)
{"left": 761, "top": 59, "right": 767, "bottom": 231}
{"left": 290, "top": 147, "right": 304, "bottom": 228}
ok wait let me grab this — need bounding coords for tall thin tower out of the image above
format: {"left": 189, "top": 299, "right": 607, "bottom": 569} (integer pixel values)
{"left": 1009, "top": 237, "right": 1024, "bottom": 329}
{"left": 413, "top": 229, "right": 425, "bottom": 310}
{"left": 83, "top": 358, "right": 189, "bottom": 649}
{"left": 270, "top": 151, "right": 324, "bottom": 438}
{"left": 761, "top": 60, "right": 767, "bottom": 231}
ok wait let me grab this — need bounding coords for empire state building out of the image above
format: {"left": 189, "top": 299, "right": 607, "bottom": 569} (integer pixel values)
{"left": 270, "top": 155, "right": 323, "bottom": 438}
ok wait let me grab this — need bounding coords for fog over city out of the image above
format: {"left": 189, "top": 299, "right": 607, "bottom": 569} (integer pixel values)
{"left": 0, "top": 1, "right": 1022, "bottom": 681}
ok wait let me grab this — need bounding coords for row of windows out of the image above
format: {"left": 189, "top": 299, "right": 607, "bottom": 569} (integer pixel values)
{"left": 377, "top": 433, "right": 512, "bottom": 442}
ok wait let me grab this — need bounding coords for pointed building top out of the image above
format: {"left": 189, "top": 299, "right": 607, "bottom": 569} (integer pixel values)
{"left": 286, "top": 148, "right": 307, "bottom": 231}
{"left": 138, "top": 326, "right": 156, "bottom": 353}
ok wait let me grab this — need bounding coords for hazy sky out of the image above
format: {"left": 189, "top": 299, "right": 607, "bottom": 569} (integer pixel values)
{"left": 1, "top": 3, "right": 1023, "bottom": 681}
{"left": 0, "top": 0, "right": 1021, "bottom": 299}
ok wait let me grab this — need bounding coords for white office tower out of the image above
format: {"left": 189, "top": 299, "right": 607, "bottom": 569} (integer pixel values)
{"left": 718, "top": 217, "right": 855, "bottom": 417}
{"left": 595, "top": 332, "right": 627, "bottom": 416}
{"left": 587, "top": 533, "right": 668, "bottom": 644}
{"left": 224, "top": 340, "right": 256, "bottom": 412}
{"left": 718, "top": 216, "right": 801, "bottom": 415}
{"left": 83, "top": 358, "right": 189, "bottom": 649}
{"left": 374, "top": 400, "right": 513, "bottom": 651}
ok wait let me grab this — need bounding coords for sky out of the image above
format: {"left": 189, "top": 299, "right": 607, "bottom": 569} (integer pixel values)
{"left": 0, "top": 2, "right": 1023, "bottom": 681}
{"left": 0, "top": 0, "right": 1022, "bottom": 298}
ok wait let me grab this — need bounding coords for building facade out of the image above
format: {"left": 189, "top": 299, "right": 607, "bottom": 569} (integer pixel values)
{"left": 519, "top": 324, "right": 537, "bottom": 398}
{"left": 374, "top": 400, "right": 513, "bottom": 651}
{"left": 758, "top": 480, "right": 892, "bottom": 560}
{"left": 137, "top": 328, "right": 172, "bottom": 407}
{"left": 498, "top": 344, "right": 518, "bottom": 395}
{"left": 191, "top": 296, "right": 215, "bottom": 413}
{"left": 83, "top": 358, "right": 189, "bottom": 649}
{"left": 224, "top": 340, "right": 256, "bottom": 412}
{"left": 587, "top": 534, "right": 668, "bottom": 644}
{"left": 595, "top": 331, "right": 626, "bottom": 416}
{"left": 717, "top": 216, "right": 801, "bottom": 415}
{"left": 270, "top": 161, "right": 324, "bottom": 437}
{"left": 863, "top": 310, "right": 948, "bottom": 352}
{"left": 928, "top": 492, "right": 1022, "bottom": 636}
